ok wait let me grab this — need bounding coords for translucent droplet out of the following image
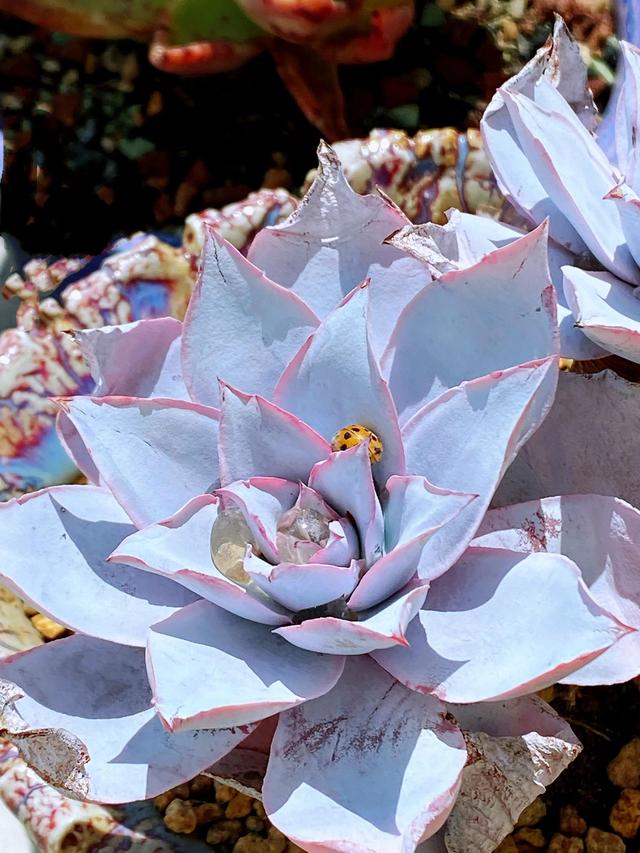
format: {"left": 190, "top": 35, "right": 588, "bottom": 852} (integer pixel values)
{"left": 210, "top": 507, "right": 253, "bottom": 584}
{"left": 276, "top": 507, "right": 330, "bottom": 564}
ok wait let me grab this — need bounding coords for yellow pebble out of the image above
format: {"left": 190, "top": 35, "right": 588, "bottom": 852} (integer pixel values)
{"left": 30, "top": 613, "right": 67, "bottom": 641}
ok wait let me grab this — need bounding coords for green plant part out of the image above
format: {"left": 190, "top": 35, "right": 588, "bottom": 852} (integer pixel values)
{"left": 0, "top": 0, "right": 415, "bottom": 139}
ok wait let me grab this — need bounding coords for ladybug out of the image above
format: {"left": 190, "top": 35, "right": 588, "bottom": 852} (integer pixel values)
{"left": 331, "top": 424, "right": 383, "bottom": 464}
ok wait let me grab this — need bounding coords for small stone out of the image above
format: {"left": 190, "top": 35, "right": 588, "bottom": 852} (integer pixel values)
{"left": 234, "top": 836, "right": 272, "bottom": 852}
{"left": 495, "top": 839, "right": 518, "bottom": 853}
{"left": 610, "top": 788, "right": 640, "bottom": 838}
{"left": 516, "top": 799, "right": 547, "bottom": 827}
{"left": 163, "top": 798, "right": 197, "bottom": 834}
{"left": 188, "top": 774, "right": 215, "bottom": 797}
{"left": 286, "top": 844, "right": 305, "bottom": 853}
{"left": 215, "top": 781, "right": 237, "bottom": 803}
{"left": 560, "top": 806, "right": 588, "bottom": 836}
{"left": 548, "top": 835, "right": 585, "bottom": 853}
{"left": 267, "top": 826, "right": 288, "bottom": 853}
{"left": 246, "top": 816, "right": 265, "bottom": 832}
{"left": 226, "top": 792, "right": 254, "bottom": 818}
{"left": 193, "top": 802, "right": 223, "bottom": 824}
{"left": 207, "top": 826, "right": 232, "bottom": 845}
{"left": 501, "top": 18, "right": 519, "bottom": 41}
{"left": 254, "top": 801, "right": 267, "bottom": 818}
{"left": 514, "top": 827, "right": 546, "bottom": 847}
{"left": 153, "top": 783, "right": 191, "bottom": 812}
{"left": 30, "top": 613, "right": 67, "bottom": 640}
{"left": 214, "top": 819, "right": 243, "bottom": 843}
{"left": 585, "top": 827, "right": 626, "bottom": 853}
{"left": 608, "top": 738, "right": 640, "bottom": 788}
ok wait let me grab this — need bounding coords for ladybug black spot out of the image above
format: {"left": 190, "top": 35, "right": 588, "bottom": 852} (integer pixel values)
{"left": 340, "top": 443, "right": 348, "bottom": 450}
{"left": 344, "top": 431, "right": 351, "bottom": 439}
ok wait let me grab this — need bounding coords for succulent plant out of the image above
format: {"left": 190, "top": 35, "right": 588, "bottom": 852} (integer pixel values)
{"left": 0, "top": 129, "right": 501, "bottom": 501}
{"left": 0, "top": 149, "right": 636, "bottom": 852}
{"left": 476, "top": 16, "right": 640, "bottom": 365}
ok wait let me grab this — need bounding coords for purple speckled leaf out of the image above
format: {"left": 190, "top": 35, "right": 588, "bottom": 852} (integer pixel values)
{"left": 263, "top": 656, "right": 466, "bottom": 852}
{"left": 371, "top": 547, "right": 629, "bottom": 702}
{"left": 476, "top": 495, "right": 640, "bottom": 684}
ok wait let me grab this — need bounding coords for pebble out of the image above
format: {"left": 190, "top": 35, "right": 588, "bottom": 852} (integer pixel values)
{"left": 516, "top": 798, "right": 547, "bottom": 827}
{"left": 607, "top": 738, "right": 640, "bottom": 788}
{"left": 495, "top": 839, "right": 518, "bottom": 853}
{"left": 560, "top": 805, "right": 588, "bottom": 836}
{"left": 215, "top": 781, "right": 237, "bottom": 803}
{"left": 29, "top": 613, "right": 67, "bottom": 640}
{"left": 226, "top": 793, "right": 255, "bottom": 819}
{"left": 585, "top": 827, "right": 626, "bottom": 853}
{"left": 208, "top": 819, "right": 243, "bottom": 844}
{"left": 189, "top": 774, "right": 216, "bottom": 798}
{"left": 513, "top": 827, "right": 546, "bottom": 847}
{"left": 163, "top": 798, "right": 198, "bottom": 834}
{"left": 548, "top": 835, "right": 585, "bottom": 853}
{"left": 267, "top": 826, "right": 288, "bottom": 853}
{"left": 194, "top": 802, "right": 224, "bottom": 824}
{"left": 609, "top": 787, "right": 640, "bottom": 838}
{"left": 233, "top": 836, "right": 273, "bottom": 852}
{"left": 152, "top": 782, "right": 191, "bottom": 811}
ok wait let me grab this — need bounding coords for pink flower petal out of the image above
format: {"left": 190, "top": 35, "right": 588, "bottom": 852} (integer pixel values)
{"left": 275, "top": 582, "right": 428, "bottom": 655}
{"left": 476, "top": 494, "right": 640, "bottom": 684}
{"left": 309, "top": 443, "right": 384, "bottom": 567}
{"left": 348, "top": 476, "right": 476, "bottom": 611}
{"left": 59, "top": 396, "right": 220, "bottom": 528}
{"left": 0, "top": 485, "right": 196, "bottom": 646}
{"left": 371, "top": 547, "right": 630, "bottom": 703}
{"left": 110, "top": 494, "right": 290, "bottom": 626}
{"left": 218, "top": 383, "right": 331, "bottom": 485}
{"left": 263, "top": 656, "right": 467, "bottom": 852}
{"left": 0, "top": 635, "right": 249, "bottom": 803}
{"left": 275, "top": 283, "right": 405, "bottom": 485}
{"left": 401, "top": 358, "right": 558, "bottom": 579}
{"left": 383, "top": 224, "right": 558, "bottom": 423}
{"left": 147, "top": 600, "right": 345, "bottom": 730}
{"left": 182, "top": 231, "right": 318, "bottom": 408}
